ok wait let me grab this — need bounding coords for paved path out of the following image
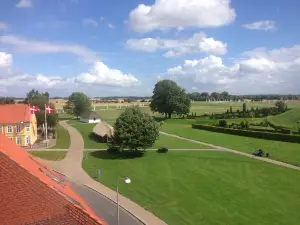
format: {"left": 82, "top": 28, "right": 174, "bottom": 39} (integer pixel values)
{"left": 40, "top": 121, "right": 167, "bottom": 225}
{"left": 66, "top": 177, "right": 142, "bottom": 225}
{"left": 160, "top": 131, "right": 300, "bottom": 171}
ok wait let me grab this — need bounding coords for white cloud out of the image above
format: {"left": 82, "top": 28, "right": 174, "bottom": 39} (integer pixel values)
{"left": 16, "top": 0, "right": 33, "bottom": 8}
{"left": 126, "top": 32, "right": 227, "bottom": 57}
{"left": 82, "top": 18, "right": 98, "bottom": 27}
{"left": 77, "top": 62, "right": 140, "bottom": 87}
{"left": 128, "top": 0, "right": 236, "bottom": 33}
{"left": 108, "top": 23, "right": 116, "bottom": 29}
{"left": 162, "top": 45, "right": 300, "bottom": 94}
{"left": 242, "top": 20, "right": 277, "bottom": 31}
{"left": 0, "top": 52, "right": 12, "bottom": 68}
{"left": 0, "top": 35, "right": 98, "bottom": 62}
{"left": 0, "top": 22, "right": 8, "bottom": 30}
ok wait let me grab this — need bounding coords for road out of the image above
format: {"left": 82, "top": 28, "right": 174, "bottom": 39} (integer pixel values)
{"left": 67, "top": 178, "right": 143, "bottom": 225}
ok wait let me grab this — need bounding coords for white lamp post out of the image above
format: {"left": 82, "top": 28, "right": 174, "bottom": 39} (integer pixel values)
{"left": 117, "top": 177, "right": 131, "bottom": 225}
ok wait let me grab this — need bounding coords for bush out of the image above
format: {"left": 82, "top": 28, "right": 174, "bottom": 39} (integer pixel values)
{"left": 192, "top": 124, "right": 300, "bottom": 144}
{"left": 218, "top": 120, "right": 227, "bottom": 127}
{"left": 157, "top": 147, "right": 168, "bottom": 153}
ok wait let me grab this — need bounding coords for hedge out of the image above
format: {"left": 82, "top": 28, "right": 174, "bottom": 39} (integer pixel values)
{"left": 192, "top": 124, "right": 300, "bottom": 144}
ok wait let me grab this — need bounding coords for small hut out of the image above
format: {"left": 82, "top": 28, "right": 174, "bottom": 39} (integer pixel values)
{"left": 93, "top": 123, "right": 114, "bottom": 143}
{"left": 80, "top": 110, "right": 101, "bottom": 123}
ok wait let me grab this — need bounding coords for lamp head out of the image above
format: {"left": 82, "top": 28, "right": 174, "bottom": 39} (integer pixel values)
{"left": 124, "top": 178, "right": 131, "bottom": 184}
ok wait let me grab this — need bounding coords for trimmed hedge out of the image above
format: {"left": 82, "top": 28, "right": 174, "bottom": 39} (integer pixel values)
{"left": 192, "top": 124, "right": 300, "bottom": 144}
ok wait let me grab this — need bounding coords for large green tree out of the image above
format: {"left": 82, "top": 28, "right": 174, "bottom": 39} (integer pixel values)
{"left": 25, "top": 89, "right": 57, "bottom": 127}
{"left": 112, "top": 107, "right": 159, "bottom": 151}
{"left": 150, "top": 80, "right": 191, "bottom": 118}
{"left": 64, "top": 92, "right": 90, "bottom": 117}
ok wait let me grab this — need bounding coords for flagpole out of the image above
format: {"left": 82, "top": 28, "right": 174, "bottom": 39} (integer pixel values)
{"left": 45, "top": 104, "right": 48, "bottom": 147}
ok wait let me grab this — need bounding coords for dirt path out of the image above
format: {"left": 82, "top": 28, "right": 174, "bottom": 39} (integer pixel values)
{"left": 40, "top": 121, "right": 167, "bottom": 225}
{"left": 160, "top": 131, "right": 300, "bottom": 171}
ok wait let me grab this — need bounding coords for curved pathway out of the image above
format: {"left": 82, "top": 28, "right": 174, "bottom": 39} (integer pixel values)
{"left": 160, "top": 131, "right": 300, "bottom": 171}
{"left": 42, "top": 121, "right": 167, "bottom": 225}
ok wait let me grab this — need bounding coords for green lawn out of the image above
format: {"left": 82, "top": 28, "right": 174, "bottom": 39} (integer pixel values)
{"left": 30, "top": 151, "right": 67, "bottom": 160}
{"left": 50, "top": 123, "right": 70, "bottom": 149}
{"left": 83, "top": 150, "right": 300, "bottom": 225}
{"left": 268, "top": 109, "right": 300, "bottom": 130}
{"left": 67, "top": 120, "right": 108, "bottom": 149}
{"left": 161, "top": 120, "right": 300, "bottom": 166}
{"left": 153, "top": 133, "right": 213, "bottom": 149}
{"left": 68, "top": 119, "right": 211, "bottom": 149}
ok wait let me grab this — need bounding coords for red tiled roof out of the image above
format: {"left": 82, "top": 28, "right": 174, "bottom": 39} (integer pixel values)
{"left": 0, "top": 104, "right": 31, "bottom": 123}
{"left": 0, "top": 134, "right": 107, "bottom": 225}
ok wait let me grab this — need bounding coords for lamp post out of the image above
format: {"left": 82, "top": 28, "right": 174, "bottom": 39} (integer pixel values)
{"left": 117, "top": 177, "right": 131, "bottom": 225}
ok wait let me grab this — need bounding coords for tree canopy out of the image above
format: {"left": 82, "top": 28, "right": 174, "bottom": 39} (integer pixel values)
{"left": 25, "top": 89, "right": 57, "bottom": 127}
{"left": 150, "top": 80, "right": 191, "bottom": 118}
{"left": 112, "top": 107, "right": 159, "bottom": 151}
{"left": 64, "top": 92, "right": 90, "bottom": 117}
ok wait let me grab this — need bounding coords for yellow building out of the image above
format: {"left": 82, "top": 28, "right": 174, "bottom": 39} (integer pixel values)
{"left": 0, "top": 104, "right": 38, "bottom": 147}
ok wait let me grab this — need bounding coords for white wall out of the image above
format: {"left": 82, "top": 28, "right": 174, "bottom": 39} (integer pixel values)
{"left": 80, "top": 118, "right": 101, "bottom": 123}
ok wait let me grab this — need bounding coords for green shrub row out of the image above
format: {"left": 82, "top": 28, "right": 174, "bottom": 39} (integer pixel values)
{"left": 192, "top": 124, "right": 300, "bottom": 144}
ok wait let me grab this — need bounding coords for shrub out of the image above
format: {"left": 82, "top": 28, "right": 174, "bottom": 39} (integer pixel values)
{"left": 157, "top": 147, "right": 168, "bottom": 153}
{"left": 107, "top": 146, "right": 120, "bottom": 153}
{"left": 218, "top": 120, "right": 227, "bottom": 127}
{"left": 192, "top": 124, "right": 300, "bottom": 144}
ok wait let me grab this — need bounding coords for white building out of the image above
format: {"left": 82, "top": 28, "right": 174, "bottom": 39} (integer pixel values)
{"left": 80, "top": 110, "right": 101, "bottom": 123}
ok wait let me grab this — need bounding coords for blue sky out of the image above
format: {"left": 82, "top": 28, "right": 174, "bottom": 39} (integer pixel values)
{"left": 0, "top": 0, "right": 300, "bottom": 97}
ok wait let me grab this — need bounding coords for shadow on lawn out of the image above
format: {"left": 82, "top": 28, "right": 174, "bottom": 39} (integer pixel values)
{"left": 90, "top": 150, "right": 145, "bottom": 160}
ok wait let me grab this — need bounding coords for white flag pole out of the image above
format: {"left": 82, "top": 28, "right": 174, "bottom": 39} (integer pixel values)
{"left": 45, "top": 104, "right": 48, "bottom": 147}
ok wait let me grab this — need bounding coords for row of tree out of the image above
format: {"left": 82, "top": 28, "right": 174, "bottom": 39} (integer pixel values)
{"left": 187, "top": 92, "right": 300, "bottom": 101}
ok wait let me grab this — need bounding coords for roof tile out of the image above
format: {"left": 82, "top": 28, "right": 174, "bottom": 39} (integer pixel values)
{"left": 0, "top": 134, "right": 107, "bottom": 225}
{"left": 0, "top": 104, "right": 31, "bottom": 123}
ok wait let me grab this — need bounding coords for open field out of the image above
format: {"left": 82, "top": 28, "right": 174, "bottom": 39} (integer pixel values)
{"left": 68, "top": 119, "right": 211, "bottom": 149}
{"left": 83, "top": 150, "right": 300, "bottom": 225}
{"left": 267, "top": 108, "right": 300, "bottom": 130}
{"left": 50, "top": 123, "right": 70, "bottom": 149}
{"left": 161, "top": 119, "right": 300, "bottom": 166}
{"left": 30, "top": 151, "right": 67, "bottom": 160}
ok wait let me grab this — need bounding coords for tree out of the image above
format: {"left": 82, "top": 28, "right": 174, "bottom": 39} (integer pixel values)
{"left": 64, "top": 92, "right": 90, "bottom": 117}
{"left": 112, "top": 107, "right": 159, "bottom": 151}
{"left": 275, "top": 100, "right": 287, "bottom": 112}
{"left": 150, "top": 80, "right": 191, "bottom": 118}
{"left": 242, "top": 103, "right": 247, "bottom": 113}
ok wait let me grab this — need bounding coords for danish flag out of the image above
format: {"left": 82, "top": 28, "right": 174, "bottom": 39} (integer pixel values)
{"left": 45, "top": 104, "right": 54, "bottom": 114}
{"left": 29, "top": 105, "right": 40, "bottom": 114}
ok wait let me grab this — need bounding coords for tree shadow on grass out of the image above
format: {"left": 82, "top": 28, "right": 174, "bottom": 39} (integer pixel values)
{"left": 90, "top": 150, "right": 146, "bottom": 160}
{"left": 88, "top": 132, "right": 106, "bottom": 143}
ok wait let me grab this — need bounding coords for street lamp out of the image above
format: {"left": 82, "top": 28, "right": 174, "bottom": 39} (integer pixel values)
{"left": 117, "top": 177, "right": 131, "bottom": 225}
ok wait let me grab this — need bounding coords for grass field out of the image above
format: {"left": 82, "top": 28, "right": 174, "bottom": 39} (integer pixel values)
{"left": 161, "top": 120, "right": 300, "bottom": 166}
{"left": 83, "top": 150, "right": 300, "bottom": 225}
{"left": 30, "top": 151, "right": 67, "bottom": 160}
{"left": 267, "top": 108, "right": 300, "bottom": 130}
{"left": 68, "top": 119, "right": 211, "bottom": 149}
{"left": 50, "top": 123, "right": 70, "bottom": 149}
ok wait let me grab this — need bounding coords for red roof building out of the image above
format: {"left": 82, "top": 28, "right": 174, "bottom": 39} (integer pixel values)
{"left": 0, "top": 104, "right": 31, "bottom": 124}
{"left": 0, "top": 133, "right": 107, "bottom": 225}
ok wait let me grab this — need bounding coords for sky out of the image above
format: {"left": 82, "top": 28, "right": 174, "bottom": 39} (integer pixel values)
{"left": 0, "top": 0, "right": 300, "bottom": 97}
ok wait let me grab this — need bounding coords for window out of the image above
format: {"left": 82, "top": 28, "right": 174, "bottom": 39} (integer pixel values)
{"left": 26, "top": 136, "right": 31, "bottom": 145}
{"left": 7, "top": 125, "right": 12, "bottom": 133}
{"left": 16, "top": 136, "right": 22, "bottom": 145}
{"left": 25, "top": 124, "right": 30, "bottom": 132}
{"left": 0, "top": 126, "right": 2, "bottom": 133}
{"left": 16, "top": 125, "right": 21, "bottom": 133}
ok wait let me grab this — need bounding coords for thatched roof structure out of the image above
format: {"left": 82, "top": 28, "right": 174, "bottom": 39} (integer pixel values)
{"left": 93, "top": 122, "right": 114, "bottom": 138}
{"left": 80, "top": 110, "right": 100, "bottom": 120}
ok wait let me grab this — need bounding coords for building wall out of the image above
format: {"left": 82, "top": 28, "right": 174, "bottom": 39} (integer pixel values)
{"left": 0, "top": 114, "right": 38, "bottom": 147}
{"left": 80, "top": 118, "right": 101, "bottom": 124}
